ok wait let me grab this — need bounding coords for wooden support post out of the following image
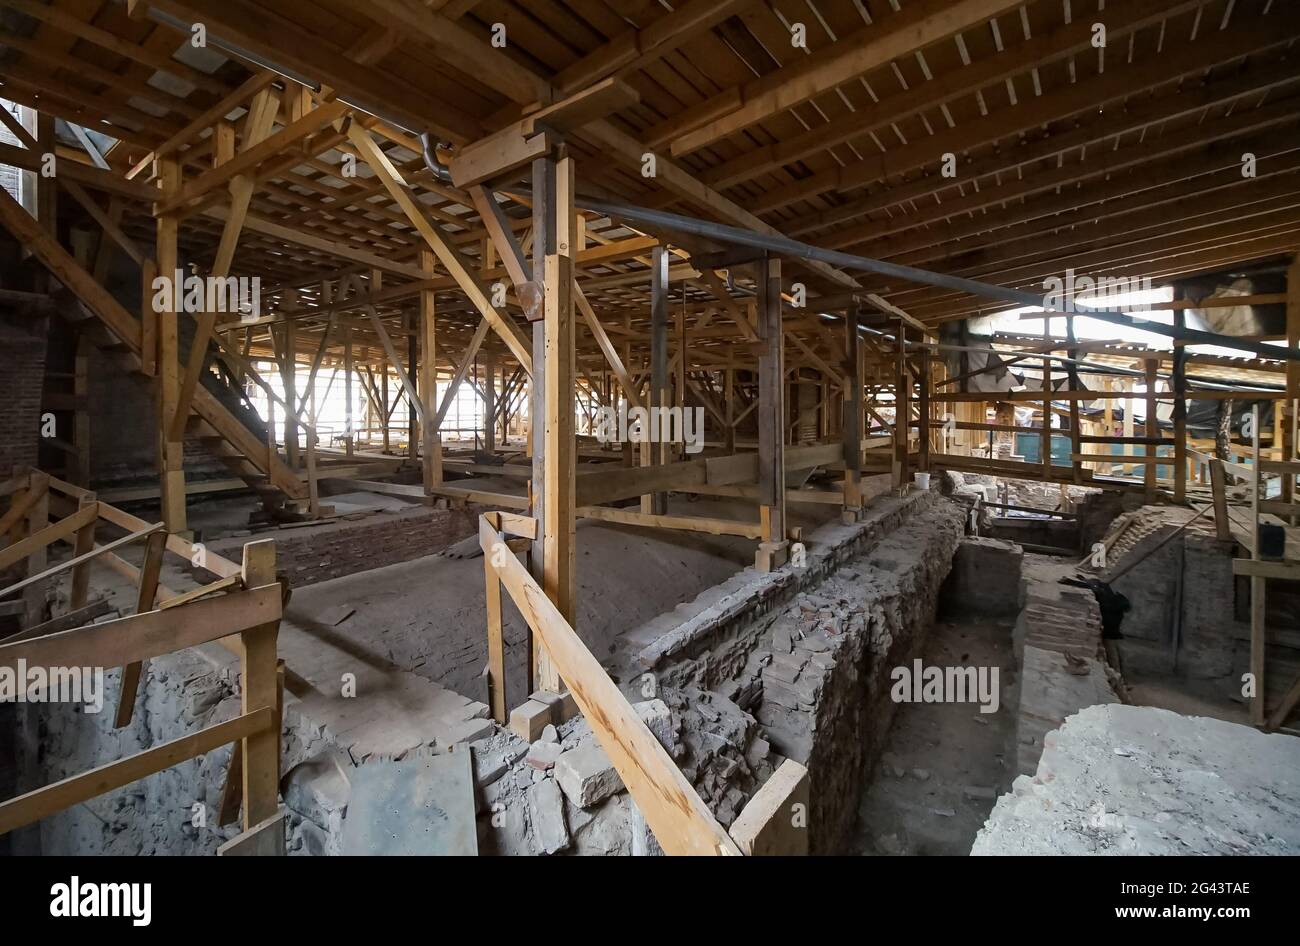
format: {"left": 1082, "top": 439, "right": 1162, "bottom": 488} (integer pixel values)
{"left": 724, "top": 367, "right": 736, "bottom": 454}
{"left": 419, "top": 248, "right": 442, "bottom": 492}
{"left": 756, "top": 255, "right": 788, "bottom": 571}
{"left": 1285, "top": 257, "right": 1299, "bottom": 518}
{"left": 281, "top": 312, "right": 300, "bottom": 469}
{"left": 842, "top": 308, "right": 863, "bottom": 520}
{"left": 894, "top": 323, "right": 909, "bottom": 488}
{"left": 1173, "top": 312, "right": 1189, "bottom": 503}
{"left": 407, "top": 311, "right": 419, "bottom": 460}
{"left": 240, "top": 539, "right": 282, "bottom": 833}
{"left": 380, "top": 367, "right": 392, "bottom": 453}
{"left": 69, "top": 495, "right": 97, "bottom": 610}
{"left": 74, "top": 335, "right": 91, "bottom": 486}
{"left": 22, "top": 471, "right": 49, "bottom": 628}
{"left": 1145, "top": 360, "right": 1159, "bottom": 502}
{"left": 542, "top": 153, "right": 576, "bottom": 666}
{"left": 1209, "top": 459, "right": 1231, "bottom": 542}
{"left": 917, "top": 347, "right": 931, "bottom": 473}
{"left": 646, "top": 245, "right": 670, "bottom": 515}
{"left": 483, "top": 355, "right": 497, "bottom": 453}
{"left": 527, "top": 150, "right": 577, "bottom": 695}
{"left": 343, "top": 324, "right": 355, "bottom": 459}
{"left": 155, "top": 158, "right": 186, "bottom": 534}
{"left": 1123, "top": 376, "right": 1136, "bottom": 473}
{"left": 114, "top": 529, "right": 166, "bottom": 729}
{"left": 484, "top": 545, "right": 507, "bottom": 724}
{"left": 1067, "top": 315, "right": 1083, "bottom": 485}
{"left": 1041, "top": 320, "right": 1052, "bottom": 483}
{"left": 1249, "top": 405, "right": 1265, "bottom": 728}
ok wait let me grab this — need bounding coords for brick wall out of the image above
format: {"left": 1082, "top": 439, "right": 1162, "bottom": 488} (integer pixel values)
{"left": 211, "top": 505, "right": 482, "bottom": 589}
{"left": 0, "top": 312, "right": 48, "bottom": 480}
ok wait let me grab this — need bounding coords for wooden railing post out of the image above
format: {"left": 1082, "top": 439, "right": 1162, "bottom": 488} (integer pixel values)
{"left": 239, "top": 539, "right": 282, "bottom": 848}
{"left": 23, "top": 471, "right": 50, "bottom": 628}
{"left": 114, "top": 530, "right": 168, "bottom": 729}
{"left": 484, "top": 532, "right": 507, "bottom": 724}
{"left": 68, "top": 495, "right": 98, "bottom": 610}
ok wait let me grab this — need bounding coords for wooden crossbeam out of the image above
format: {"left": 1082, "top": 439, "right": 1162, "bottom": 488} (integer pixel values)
{"left": 346, "top": 124, "right": 533, "bottom": 372}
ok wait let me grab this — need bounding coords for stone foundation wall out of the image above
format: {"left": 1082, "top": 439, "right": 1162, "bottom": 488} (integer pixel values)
{"left": 624, "top": 492, "right": 967, "bottom": 853}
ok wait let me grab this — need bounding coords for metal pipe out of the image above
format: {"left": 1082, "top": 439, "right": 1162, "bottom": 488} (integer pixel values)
{"left": 530, "top": 190, "right": 1300, "bottom": 363}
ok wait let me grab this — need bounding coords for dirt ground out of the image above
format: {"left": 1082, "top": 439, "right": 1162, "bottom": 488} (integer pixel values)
{"left": 853, "top": 613, "right": 1018, "bottom": 856}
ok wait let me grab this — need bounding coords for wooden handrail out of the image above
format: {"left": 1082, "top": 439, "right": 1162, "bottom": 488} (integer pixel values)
{"left": 0, "top": 522, "right": 163, "bottom": 600}
{"left": 478, "top": 511, "right": 741, "bottom": 856}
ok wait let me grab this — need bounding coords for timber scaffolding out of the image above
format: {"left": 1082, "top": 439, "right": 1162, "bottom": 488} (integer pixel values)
{"left": 0, "top": 0, "right": 1299, "bottom": 852}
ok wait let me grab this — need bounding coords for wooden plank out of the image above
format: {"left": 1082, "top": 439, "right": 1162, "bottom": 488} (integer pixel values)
{"left": 240, "top": 540, "right": 281, "bottom": 829}
{"left": 95, "top": 501, "right": 241, "bottom": 579}
{"left": 346, "top": 124, "right": 533, "bottom": 373}
{"left": 160, "top": 100, "right": 347, "bottom": 214}
{"left": 217, "top": 809, "right": 286, "bottom": 856}
{"left": 0, "top": 501, "right": 98, "bottom": 573}
{"left": 1267, "top": 674, "right": 1300, "bottom": 732}
{"left": 0, "top": 708, "right": 272, "bottom": 837}
{"left": 483, "top": 525, "right": 507, "bottom": 725}
{"left": 0, "top": 522, "right": 164, "bottom": 602}
{"left": 577, "top": 504, "right": 763, "bottom": 539}
{"left": 1, "top": 599, "right": 112, "bottom": 645}
{"left": 478, "top": 516, "right": 739, "bottom": 856}
{"left": 0, "top": 584, "right": 282, "bottom": 673}
{"left": 158, "top": 575, "right": 242, "bottom": 610}
{"left": 114, "top": 530, "right": 168, "bottom": 729}
{"left": 0, "top": 477, "right": 46, "bottom": 537}
{"left": 669, "top": 0, "right": 1023, "bottom": 155}
{"left": 729, "top": 759, "right": 810, "bottom": 855}
{"left": 1232, "top": 559, "right": 1300, "bottom": 580}
{"left": 1210, "top": 459, "right": 1232, "bottom": 542}
{"left": 419, "top": 248, "right": 442, "bottom": 492}
{"left": 541, "top": 155, "right": 577, "bottom": 682}
{"left": 449, "top": 129, "right": 552, "bottom": 189}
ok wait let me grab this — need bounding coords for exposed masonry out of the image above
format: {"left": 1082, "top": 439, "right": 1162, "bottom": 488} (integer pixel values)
{"left": 1097, "top": 505, "right": 1298, "bottom": 690}
{"left": 1012, "top": 586, "right": 1119, "bottom": 776}
{"left": 208, "top": 504, "right": 481, "bottom": 589}
{"left": 0, "top": 312, "right": 47, "bottom": 481}
{"left": 617, "top": 490, "right": 968, "bottom": 853}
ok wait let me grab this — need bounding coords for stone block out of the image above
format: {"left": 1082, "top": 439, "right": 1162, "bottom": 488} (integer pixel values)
{"left": 525, "top": 740, "right": 563, "bottom": 771}
{"left": 509, "top": 698, "right": 552, "bottom": 742}
{"left": 524, "top": 777, "right": 569, "bottom": 854}
{"left": 554, "top": 743, "right": 624, "bottom": 809}
{"left": 633, "top": 698, "right": 675, "bottom": 751}
{"left": 529, "top": 688, "right": 580, "bottom": 723}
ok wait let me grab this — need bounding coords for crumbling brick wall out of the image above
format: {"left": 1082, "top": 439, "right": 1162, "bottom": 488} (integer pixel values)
{"left": 0, "top": 311, "right": 48, "bottom": 480}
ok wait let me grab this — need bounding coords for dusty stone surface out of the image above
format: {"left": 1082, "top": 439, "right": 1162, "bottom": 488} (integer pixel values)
{"left": 554, "top": 743, "right": 622, "bottom": 808}
{"left": 973, "top": 703, "right": 1300, "bottom": 855}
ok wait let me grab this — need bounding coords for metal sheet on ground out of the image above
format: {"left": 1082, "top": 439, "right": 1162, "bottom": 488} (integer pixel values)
{"left": 340, "top": 750, "right": 477, "bottom": 855}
